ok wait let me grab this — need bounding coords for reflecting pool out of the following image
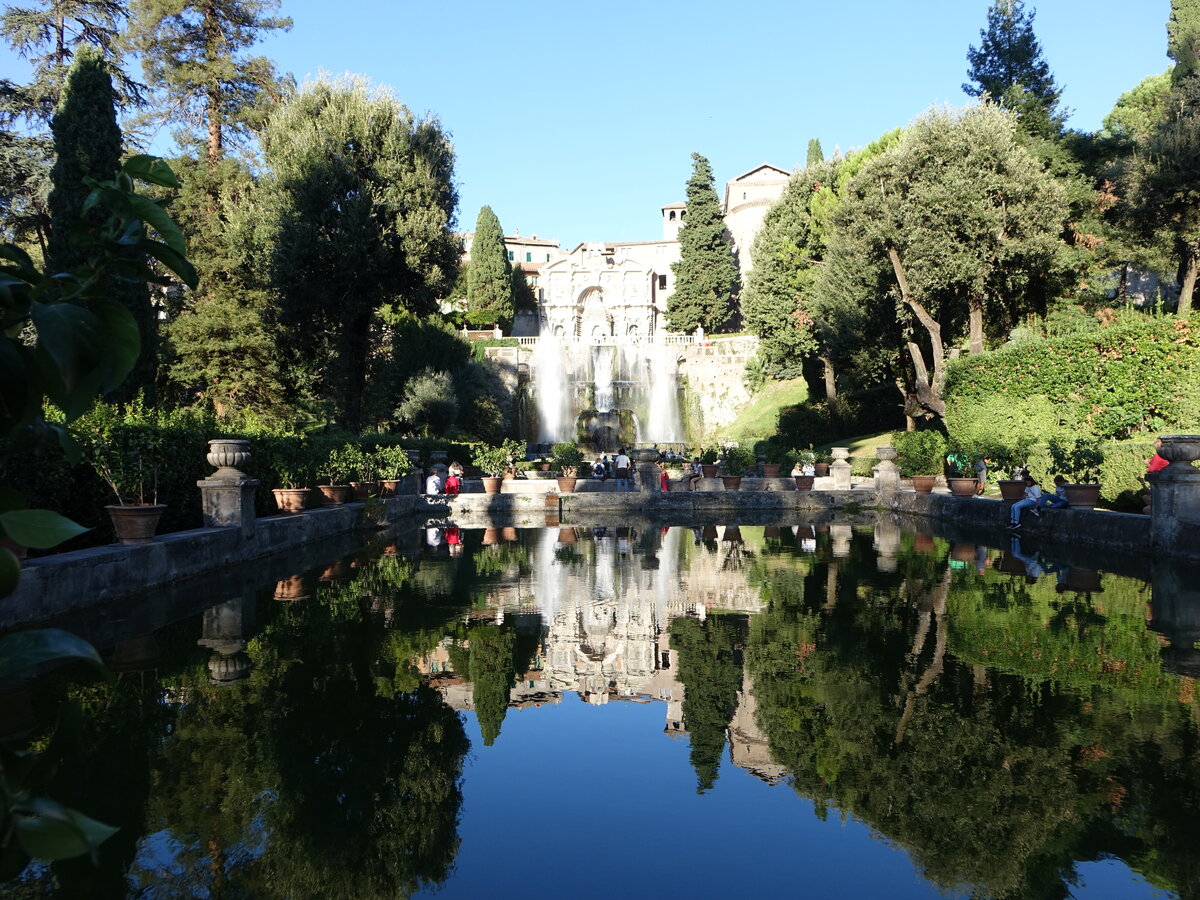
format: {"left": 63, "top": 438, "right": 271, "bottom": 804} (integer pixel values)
{"left": 3, "top": 519, "right": 1199, "bottom": 899}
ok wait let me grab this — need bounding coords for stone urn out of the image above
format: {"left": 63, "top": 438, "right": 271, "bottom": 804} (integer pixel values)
{"left": 1158, "top": 435, "right": 1200, "bottom": 471}
{"left": 875, "top": 446, "right": 898, "bottom": 463}
{"left": 206, "top": 439, "right": 251, "bottom": 480}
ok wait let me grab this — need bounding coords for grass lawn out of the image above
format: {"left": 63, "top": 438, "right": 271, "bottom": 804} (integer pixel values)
{"left": 813, "top": 431, "right": 895, "bottom": 458}
{"left": 719, "top": 378, "right": 809, "bottom": 441}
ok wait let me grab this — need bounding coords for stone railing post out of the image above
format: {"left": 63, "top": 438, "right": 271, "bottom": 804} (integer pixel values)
{"left": 874, "top": 446, "right": 900, "bottom": 494}
{"left": 1150, "top": 435, "right": 1200, "bottom": 553}
{"left": 197, "top": 439, "right": 259, "bottom": 539}
{"left": 831, "top": 447, "right": 852, "bottom": 490}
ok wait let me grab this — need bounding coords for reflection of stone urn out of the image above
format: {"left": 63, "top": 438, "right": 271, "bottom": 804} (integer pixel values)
{"left": 206, "top": 439, "right": 251, "bottom": 480}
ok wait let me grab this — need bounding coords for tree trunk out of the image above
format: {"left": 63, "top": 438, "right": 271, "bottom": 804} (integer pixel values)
{"left": 820, "top": 353, "right": 837, "bottom": 405}
{"left": 968, "top": 297, "right": 984, "bottom": 355}
{"left": 888, "top": 247, "right": 947, "bottom": 417}
{"left": 1179, "top": 247, "right": 1198, "bottom": 316}
{"left": 203, "top": 6, "right": 223, "bottom": 166}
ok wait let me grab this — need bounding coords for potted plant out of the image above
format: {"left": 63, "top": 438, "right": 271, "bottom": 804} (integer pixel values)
{"left": 316, "top": 443, "right": 355, "bottom": 506}
{"left": 699, "top": 447, "right": 720, "bottom": 478}
{"left": 371, "top": 445, "right": 415, "bottom": 497}
{"left": 813, "top": 452, "right": 831, "bottom": 478}
{"left": 792, "top": 448, "right": 817, "bottom": 490}
{"left": 473, "top": 439, "right": 525, "bottom": 494}
{"left": 551, "top": 441, "right": 586, "bottom": 493}
{"left": 720, "top": 445, "right": 755, "bottom": 490}
{"left": 1049, "top": 439, "right": 1105, "bottom": 509}
{"left": 268, "top": 441, "right": 313, "bottom": 514}
{"left": 760, "top": 443, "right": 787, "bottom": 478}
{"left": 90, "top": 448, "right": 167, "bottom": 544}
{"left": 341, "top": 443, "right": 377, "bottom": 500}
{"left": 892, "top": 430, "right": 947, "bottom": 494}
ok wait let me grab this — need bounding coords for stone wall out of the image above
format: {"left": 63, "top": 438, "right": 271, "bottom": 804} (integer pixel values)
{"left": 678, "top": 335, "right": 759, "bottom": 437}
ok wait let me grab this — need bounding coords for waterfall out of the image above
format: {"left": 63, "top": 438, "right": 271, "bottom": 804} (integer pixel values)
{"left": 532, "top": 332, "right": 567, "bottom": 442}
{"left": 645, "top": 343, "right": 683, "bottom": 442}
{"left": 592, "top": 345, "right": 615, "bottom": 412}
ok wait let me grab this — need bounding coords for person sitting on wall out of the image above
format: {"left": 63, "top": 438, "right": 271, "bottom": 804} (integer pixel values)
{"left": 425, "top": 468, "right": 443, "bottom": 496}
{"left": 689, "top": 457, "right": 702, "bottom": 491}
{"left": 592, "top": 458, "right": 607, "bottom": 480}
{"left": 444, "top": 461, "right": 463, "bottom": 497}
{"left": 1007, "top": 474, "right": 1042, "bottom": 530}
{"left": 1038, "top": 475, "right": 1070, "bottom": 510}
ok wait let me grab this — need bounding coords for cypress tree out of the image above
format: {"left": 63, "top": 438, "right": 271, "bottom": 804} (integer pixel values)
{"left": 466, "top": 205, "right": 514, "bottom": 327}
{"left": 806, "top": 138, "right": 823, "bottom": 167}
{"left": 668, "top": 152, "right": 739, "bottom": 333}
{"left": 48, "top": 46, "right": 156, "bottom": 399}
{"left": 1168, "top": 0, "right": 1200, "bottom": 80}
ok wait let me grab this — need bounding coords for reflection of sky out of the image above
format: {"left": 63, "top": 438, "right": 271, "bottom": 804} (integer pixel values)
{"left": 420, "top": 699, "right": 1167, "bottom": 900}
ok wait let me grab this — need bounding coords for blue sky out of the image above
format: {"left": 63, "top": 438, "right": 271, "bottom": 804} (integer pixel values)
{"left": 3, "top": 1, "right": 1174, "bottom": 248}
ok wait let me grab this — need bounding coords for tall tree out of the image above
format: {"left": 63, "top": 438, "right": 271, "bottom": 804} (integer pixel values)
{"left": 466, "top": 205, "right": 513, "bottom": 327}
{"left": 806, "top": 138, "right": 823, "bottom": 167}
{"left": 260, "top": 75, "right": 458, "bottom": 432}
{"left": 48, "top": 46, "right": 155, "bottom": 400}
{"left": 127, "top": 0, "right": 292, "bottom": 165}
{"left": 0, "top": 80, "right": 52, "bottom": 252}
{"left": 668, "top": 152, "right": 739, "bottom": 333}
{"left": 831, "top": 105, "right": 1069, "bottom": 418}
{"left": 964, "top": 0, "right": 1064, "bottom": 136}
{"left": 1168, "top": 0, "right": 1200, "bottom": 81}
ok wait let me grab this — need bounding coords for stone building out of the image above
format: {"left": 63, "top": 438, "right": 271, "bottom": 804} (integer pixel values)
{"left": 722, "top": 163, "right": 791, "bottom": 278}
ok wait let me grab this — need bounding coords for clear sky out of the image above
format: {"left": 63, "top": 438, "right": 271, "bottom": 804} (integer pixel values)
{"left": 2, "top": 1, "right": 1175, "bottom": 248}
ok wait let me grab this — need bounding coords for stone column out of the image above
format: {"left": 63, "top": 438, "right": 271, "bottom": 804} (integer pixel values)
{"left": 1150, "top": 434, "right": 1200, "bottom": 553}
{"left": 874, "top": 517, "right": 901, "bottom": 572}
{"left": 197, "top": 439, "right": 259, "bottom": 539}
{"left": 874, "top": 446, "right": 900, "bottom": 494}
{"left": 831, "top": 523, "right": 853, "bottom": 558}
{"left": 831, "top": 447, "right": 852, "bottom": 490}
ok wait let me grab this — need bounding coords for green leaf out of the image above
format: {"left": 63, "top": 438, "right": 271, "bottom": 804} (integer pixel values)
{"left": 126, "top": 193, "right": 186, "bottom": 256}
{"left": 29, "top": 301, "right": 103, "bottom": 393}
{"left": 122, "top": 154, "right": 181, "bottom": 189}
{"left": 139, "top": 240, "right": 198, "bottom": 290}
{"left": 0, "top": 510, "right": 90, "bottom": 549}
{"left": 14, "top": 798, "right": 118, "bottom": 861}
{"left": 0, "top": 629, "right": 109, "bottom": 681}
{"left": 89, "top": 299, "right": 141, "bottom": 390}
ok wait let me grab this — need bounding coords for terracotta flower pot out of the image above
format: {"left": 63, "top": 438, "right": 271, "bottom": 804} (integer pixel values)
{"left": 317, "top": 484, "right": 352, "bottom": 506}
{"left": 814, "top": 463, "right": 830, "bottom": 477}
{"left": 350, "top": 481, "right": 378, "bottom": 500}
{"left": 556, "top": 476, "right": 578, "bottom": 493}
{"left": 701, "top": 464, "right": 718, "bottom": 478}
{"left": 482, "top": 476, "right": 503, "bottom": 494}
{"left": 911, "top": 475, "right": 936, "bottom": 494}
{"left": 1063, "top": 483, "right": 1101, "bottom": 509}
{"left": 501, "top": 526, "right": 519, "bottom": 542}
{"left": 106, "top": 504, "right": 167, "bottom": 544}
{"left": 482, "top": 528, "right": 499, "bottom": 545}
{"left": 794, "top": 475, "right": 815, "bottom": 491}
{"left": 913, "top": 533, "right": 936, "bottom": 552}
{"left": 948, "top": 477, "right": 978, "bottom": 497}
{"left": 721, "top": 476, "right": 742, "bottom": 491}
{"left": 274, "top": 574, "right": 313, "bottom": 601}
{"left": 762, "top": 464, "right": 782, "bottom": 478}
{"left": 272, "top": 488, "right": 310, "bottom": 514}
{"left": 998, "top": 479, "right": 1026, "bottom": 502}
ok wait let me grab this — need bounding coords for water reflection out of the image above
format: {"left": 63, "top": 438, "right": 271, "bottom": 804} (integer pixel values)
{"left": 5, "top": 521, "right": 1200, "bottom": 898}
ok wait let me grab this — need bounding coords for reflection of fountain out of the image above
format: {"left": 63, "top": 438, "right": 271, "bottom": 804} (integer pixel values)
{"left": 527, "top": 335, "right": 684, "bottom": 449}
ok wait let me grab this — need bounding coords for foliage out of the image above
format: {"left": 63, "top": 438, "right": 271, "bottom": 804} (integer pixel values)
{"left": 1169, "top": 0, "right": 1200, "bottom": 79}
{"left": 1046, "top": 438, "right": 1104, "bottom": 484}
{"left": 394, "top": 369, "right": 458, "bottom": 438}
{"left": 550, "top": 440, "right": 585, "bottom": 476}
{"left": 720, "top": 444, "right": 755, "bottom": 477}
{"left": 891, "top": 429, "right": 947, "bottom": 475}
{"left": 472, "top": 438, "right": 525, "bottom": 477}
{"left": 466, "top": 206, "right": 513, "bottom": 327}
{"left": 370, "top": 443, "right": 414, "bottom": 481}
{"left": 48, "top": 46, "right": 155, "bottom": 402}
{"left": 317, "top": 442, "right": 358, "bottom": 485}
{"left": 259, "top": 75, "right": 458, "bottom": 433}
{"left": 127, "top": 0, "right": 292, "bottom": 164}
{"left": 698, "top": 447, "right": 719, "bottom": 465}
{"left": 667, "top": 152, "right": 738, "bottom": 333}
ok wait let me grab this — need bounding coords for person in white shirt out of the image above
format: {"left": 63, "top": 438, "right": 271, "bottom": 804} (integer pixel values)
{"left": 1007, "top": 474, "right": 1042, "bottom": 528}
{"left": 614, "top": 449, "right": 632, "bottom": 491}
{"left": 425, "top": 469, "right": 443, "bottom": 495}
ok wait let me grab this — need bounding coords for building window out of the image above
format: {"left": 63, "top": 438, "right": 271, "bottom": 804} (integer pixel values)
{"left": 658, "top": 275, "right": 667, "bottom": 290}
{"left": 669, "top": 210, "right": 676, "bottom": 220}
{"left": 507, "top": 250, "right": 514, "bottom": 261}
{"left": 525, "top": 252, "right": 532, "bottom": 262}
{"left": 546, "top": 253, "right": 551, "bottom": 262}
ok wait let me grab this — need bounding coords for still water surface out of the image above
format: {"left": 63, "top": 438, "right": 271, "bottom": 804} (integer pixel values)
{"left": 4, "top": 520, "right": 1197, "bottom": 899}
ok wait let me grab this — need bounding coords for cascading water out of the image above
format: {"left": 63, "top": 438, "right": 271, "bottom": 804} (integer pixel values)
{"left": 532, "top": 332, "right": 568, "bottom": 442}
{"left": 644, "top": 342, "right": 683, "bottom": 442}
{"left": 592, "top": 345, "right": 615, "bottom": 412}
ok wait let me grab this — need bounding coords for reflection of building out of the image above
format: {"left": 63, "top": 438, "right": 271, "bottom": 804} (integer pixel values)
{"left": 413, "top": 527, "right": 783, "bottom": 783}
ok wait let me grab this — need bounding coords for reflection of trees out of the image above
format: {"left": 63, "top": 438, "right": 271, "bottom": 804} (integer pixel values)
{"left": 746, "top": 535, "right": 1200, "bottom": 900}
{"left": 448, "top": 619, "right": 540, "bottom": 746}
{"left": 670, "top": 615, "right": 746, "bottom": 792}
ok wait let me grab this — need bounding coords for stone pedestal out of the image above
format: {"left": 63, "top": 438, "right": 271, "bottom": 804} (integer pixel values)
{"left": 636, "top": 461, "right": 660, "bottom": 493}
{"left": 874, "top": 446, "right": 900, "bottom": 494}
{"left": 831, "top": 447, "right": 852, "bottom": 490}
{"left": 198, "top": 478, "right": 259, "bottom": 539}
{"left": 831, "top": 523, "right": 852, "bottom": 557}
{"left": 1149, "top": 560, "right": 1200, "bottom": 676}
{"left": 874, "top": 517, "right": 901, "bottom": 572}
{"left": 1150, "top": 435, "right": 1200, "bottom": 553}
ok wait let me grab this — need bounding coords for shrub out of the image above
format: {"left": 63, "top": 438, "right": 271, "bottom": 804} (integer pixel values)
{"left": 943, "top": 394, "right": 1072, "bottom": 475}
{"left": 721, "top": 444, "right": 756, "bottom": 476}
{"left": 550, "top": 441, "right": 586, "bottom": 476}
{"left": 892, "top": 430, "right": 947, "bottom": 475}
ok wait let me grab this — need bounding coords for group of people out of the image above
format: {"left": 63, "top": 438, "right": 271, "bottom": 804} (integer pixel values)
{"left": 424, "top": 461, "right": 463, "bottom": 497}
{"left": 1007, "top": 473, "right": 1069, "bottom": 529}
{"left": 589, "top": 449, "right": 633, "bottom": 489}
